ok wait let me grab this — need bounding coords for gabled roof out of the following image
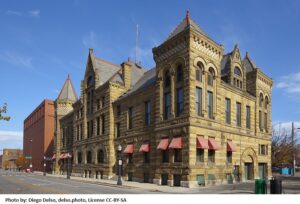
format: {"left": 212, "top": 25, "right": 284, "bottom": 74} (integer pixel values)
{"left": 166, "top": 11, "right": 209, "bottom": 41}
{"left": 242, "top": 52, "right": 257, "bottom": 73}
{"left": 94, "top": 57, "right": 120, "bottom": 86}
{"left": 57, "top": 75, "right": 78, "bottom": 101}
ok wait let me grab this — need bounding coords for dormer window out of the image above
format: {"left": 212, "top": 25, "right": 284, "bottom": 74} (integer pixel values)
{"left": 87, "top": 75, "right": 94, "bottom": 87}
{"left": 233, "top": 67, "right": 242, "bottom": 89}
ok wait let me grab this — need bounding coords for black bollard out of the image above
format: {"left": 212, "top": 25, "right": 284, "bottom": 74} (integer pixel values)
{"left": 270, "top": 177, "right": 282, "bottom": 194}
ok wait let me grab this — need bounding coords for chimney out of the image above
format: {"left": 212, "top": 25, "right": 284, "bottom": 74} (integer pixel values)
{"left": 121, "top": 61, "right": 132, "bottom": 89}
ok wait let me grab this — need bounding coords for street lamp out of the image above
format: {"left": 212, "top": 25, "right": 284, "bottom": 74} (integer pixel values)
{"left": 291, "top": 122, "right": 300, "bottom": 176}
{"left": 29, "top": 139, "right": 33, "bottom": 172}
{"left": 43, "top": 156, "right": 46, "bottom": 176}
{"left": 117, "top": 144, "right": 122, "bottom": 185}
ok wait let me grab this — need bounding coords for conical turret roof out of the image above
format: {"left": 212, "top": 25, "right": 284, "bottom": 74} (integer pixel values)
{"left": 57, "top": 74, "right": 78, "bottom": 101}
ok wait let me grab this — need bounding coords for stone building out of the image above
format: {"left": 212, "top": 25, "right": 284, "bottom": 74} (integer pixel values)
{"left": 54, "top": 12, "right": 273, "bottom": 187}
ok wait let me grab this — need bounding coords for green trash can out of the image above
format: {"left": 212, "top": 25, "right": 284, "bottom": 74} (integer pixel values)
{"left": 255, "top": 179, "right": 266, "bottom": 194}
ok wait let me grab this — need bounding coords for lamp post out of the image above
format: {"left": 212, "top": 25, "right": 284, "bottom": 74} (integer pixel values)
{"left": 67, "top": 153, "right": 70, "bottom": 179}
{"left": 117, "top": 144, "right": 122, "bottom": 185}
{"left": 43, "top": 156, "right": 46, "bottom": 176}
{"left": 29, "top": 139, "right": 33, "bottom": 172}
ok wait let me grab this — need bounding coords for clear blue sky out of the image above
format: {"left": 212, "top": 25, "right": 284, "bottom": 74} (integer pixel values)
{"left": 1, "top": 0, "right": 300, "bottom": 151}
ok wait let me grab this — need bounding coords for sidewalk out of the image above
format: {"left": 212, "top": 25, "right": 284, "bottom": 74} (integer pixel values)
{"left": 33, "top": 171, "right": 196, "bottom": 193}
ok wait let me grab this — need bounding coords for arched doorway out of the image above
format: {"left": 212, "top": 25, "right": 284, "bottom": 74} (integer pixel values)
{"left": 241, "top": 147, "right": 257, "bottom": 181}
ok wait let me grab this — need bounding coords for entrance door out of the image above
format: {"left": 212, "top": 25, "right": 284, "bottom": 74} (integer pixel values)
{"left": 244, "top": 163, "right": 254, "bottom": 180}
{"left": 161, "top": 174, "right": 168, "bottom": 185}
{"left": 258, "top": 163, "right": 266, "bottom": 179}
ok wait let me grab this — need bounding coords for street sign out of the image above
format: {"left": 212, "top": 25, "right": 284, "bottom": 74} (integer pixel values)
{"left": 25, "top": 156, "right": 32, "bottom": 159}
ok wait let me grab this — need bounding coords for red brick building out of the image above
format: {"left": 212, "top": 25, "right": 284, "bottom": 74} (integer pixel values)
{"left": 23, "top": 99, "right": 55, "bottom": 172}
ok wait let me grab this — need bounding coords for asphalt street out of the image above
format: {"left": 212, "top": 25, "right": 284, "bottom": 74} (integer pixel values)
{"left": 0, "top": 170, "right": 155, "bottom": 194}
{"left": 0, "top": 170, "right": 299, "bottom": 194}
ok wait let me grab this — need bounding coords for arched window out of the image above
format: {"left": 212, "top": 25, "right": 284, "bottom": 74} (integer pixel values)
{"left": 264, "top": 96, "right": 269, "bottom": 109}
{"left": 97, "top": 149, "right": 104, "bottom": 163}
{"left": 196, "top": 62, "right": 204, "bottom": 82}
{"left": 234, "top": 67, "right": 242, "bottom": 77}
{"left": 164, "top": 70, "right": 171, "bottom": 87}
{"left": 176, "top": 64, "right": 183, "bottom": 82}
{"left": 259, "top": 94, "right": 264, "bottom": 107}
{"left": 87, "top": 151, "right": 92, "bottom": 164}
{"left": 87, "top": 75, "right": 94, "bottom": 87}
{"left": 207, "top": 68, "right": 215, "bottom": 86}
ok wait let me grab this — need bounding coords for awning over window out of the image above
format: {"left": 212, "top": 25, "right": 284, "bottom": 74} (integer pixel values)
{"left": 208, "top": 138, "right": 220, "bottom": 150}
{"left": 59, "top": 153, "right": 66, "bottom": 159}
{"left": 65, "top": 153, "right": 72, "bottom": 158}
{"left": 157, "top": 138, "right": 169, "bottom": 150}
{"left": 196, "top": 136, "right": 208, "bottom": 149}
{"left": 52, "top": 154, "right": 56, "bottom": 160}
{"left": 123, "top": 144, "right": 134, "bottom": 154}
{"left": 227, "top": 141, "right": 236, "bottom": 152}
{"left": 139, "top": 143, "right": 150, "bottom": 152}
{"left": 169, "top": 137, "right": 182, "bottom": 149}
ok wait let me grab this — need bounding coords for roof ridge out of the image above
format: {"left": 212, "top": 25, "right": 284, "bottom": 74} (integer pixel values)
{"left": 94, "top": 57, "right": 121, "bottom": 68}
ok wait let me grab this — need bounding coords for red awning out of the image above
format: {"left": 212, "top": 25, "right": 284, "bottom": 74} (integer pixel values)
{"left": 59, "top": 153, "right": 66, "bottom": 159}
{"left": 65, "top": 153, "right": 72, "bottom": 159}
{"left": 169, "top": 137, "right": 182, "bottom": 149}
{"left": 208, "top": 138, "right": 220, "bottom": 150}
{"left": 157, "top": 138, "right": 169, "bottom": 150}
{"left": 52, "top": 154, "right": 56, "bottom": 160}
{"left": 196, "top": 136, "right": 208, "bottom": 149}
{"left": 227, "top": 141, "right": 236, "bottom": 152}
{"left": 139, "top": 143, "right": 150, "bottom": 152}
{"left": 123, "top": 144, "right": 134, "bottom": 154}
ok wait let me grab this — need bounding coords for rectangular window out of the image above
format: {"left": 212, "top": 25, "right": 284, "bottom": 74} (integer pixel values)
{"left": 196, "top": 149, "right": 204, "bottom": 163}
{"left": 195, "top": 87, "right": 202, "bottom": 116}
{"left": 164, "top": 92, "right": 171, "bottom": 120}
{"left": 144, "top": 152, "right": 150, "bottom": 163}
{"left": 162, "top": 150, "right": 169, "bottom": 163}
{"left": 80, "top": 124, "right": 83, "bottom": 140}
{"left": 101, "top": 96, "right": 105, "bottom": 108}
{"left": 259, "top": 144, "right": 268, "bottom": 155}
{"left": 128, "top": 154, "right": 133, "bottom": 164}
{"left": 174, "top": 149, "right": 182, "bottom": 162}
{"left": 264, "top": 112, "right": 268, "bottom": 131}
{"left": 115, "top": 122, "right": 120, "bottom": 138}
{"left": 176, "top": 88, "right": 184, "bottom": 116}
{"left": 225, "top": 98, "right": 231, "bottom": 124}
{"left": 76, "top": 125, "right": 79, "bottom": 141}
{"left": 196, "top": 69, "right": 202, "bottom": 82}
{"left": 227, "top": 151, "right": 232, "bottom": 164}
{"left": 246, "top": 106, "right": 251, "bottom": 129}
{"left": 117, "top": 105, "right": 121, "bottom": 116}
{"left": 90, "top": 120, "right": 93, "bottom": 137}
{"left": 207, "top": 91, "right": 213, "bottom": 119}
{"left": 96, "top": 117, "right": 100, "bottom": 135}
{"left": 101, "top": 114, "right": 105, "bottom": 134}
{"left": 87, "top": 122, "right": 90, "bottom": 138}
{"left": 128, "top": 107, "right": 133, "bottom": 129}
{"left": 145, "top": 101, "right": 151, "bottom": 126}
{"left": 96, "top": 99, "right": 100, "bottom": 110}
{"left": 236, "top": 102, "right": 241, "bottom": 127}
{"left": 208, "top": 150, "right": 215, "bottom": 163}
{"left": 259, "top": 110, "right": 262, "bottom": 130}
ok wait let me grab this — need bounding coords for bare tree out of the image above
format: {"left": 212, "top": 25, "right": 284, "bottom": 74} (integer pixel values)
{"left": 0, "top": 103, "right": 10, "bottom": 121}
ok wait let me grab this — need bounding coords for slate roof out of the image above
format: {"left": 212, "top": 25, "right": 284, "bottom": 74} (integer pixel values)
{"left": 117, "top": 67, "right": 156, "bottom": 100}
{"left": 94, "top": 57, "right": 120, "bottom": 86}
{"left": 57, "top": 75, "right": 78, "bottom": 101}
{"left": 242, "top": 52, "right": 257, "bottom": 73}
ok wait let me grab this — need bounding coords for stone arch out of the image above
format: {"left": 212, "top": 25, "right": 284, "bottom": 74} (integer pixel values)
{"left": 206, "top": 62, "right": 219, "bottom": 77}
{"left": 193, "top": 56, "right": 207, "bottom": 67}
{"left": 241, "top": 147, "right": 258, "bottom": 180}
